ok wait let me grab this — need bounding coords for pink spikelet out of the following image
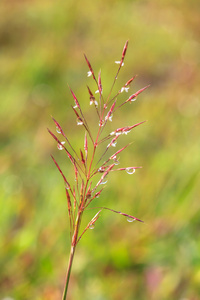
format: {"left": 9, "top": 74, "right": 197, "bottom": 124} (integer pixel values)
{"left": 69, "top": 86, "right": 80, "bottom": 109}
{"left": 95, "top": 163, "right": 115, "bottom": 189}
{"left": 51, "top": 116, "right": 63, "bottom": 134}
{"left": 84, "top": 54, "right": 96, "bottom": 81}
{"left": 98, "top": 70, "right": 102, "bottom": 94}
{"left": 126, "top": 85, "right": 150, "bottom": 102}
{"left": 87, "top": 86, "right": 96, "bottom": 105}
{"left": 124, "top": 76, "right": 137, "bottom": 87}
{"left": 105, "top": 100, "right": 116, "bottom": 122}
{"left": 120, "top": 40, "right": 128, "bottom": 66}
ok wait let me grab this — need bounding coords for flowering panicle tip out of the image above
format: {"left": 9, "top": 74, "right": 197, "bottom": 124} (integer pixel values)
{"left": 121, "top": 40, "right": 128, "bottom": 61}
{"left": 124, "top": 76, "right": 137, "bottom": 87}
{"left": 105, "top": 100, "right": 116, "bottom": 122}
{"left": 68, "top": 86, "right": 80, "bottom": 109}
{"left": 51, "top": 116, "right": 63, "bottom": 134}
{"left": 110, "top": 121, "right": 146, "bottom": 137}
{"left": 84, "top": 54, "right": 96, "bottom": 81}
{"left": 126, "top": 85, "right": 150, "bottom": 103}
{"left": 49, "top": 42, "right": 148, "bottom": 297}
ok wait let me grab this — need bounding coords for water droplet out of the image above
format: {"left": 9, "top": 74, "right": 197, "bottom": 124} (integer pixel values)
{"left": 121, "top": 87, "right": 129, "bottom": 93}
{"left": 77, "top": 119, "right": 83, "bottom": 125}
{"left": 89, "top": 224, "right": 95, "bottom": 229}
{"left": 65, "top": 183, "right": 70, "bottom": 189}
{"left": 57, "top": 142, "right": 65, "bottom": 150}
{"left": 111, "top": 141, "right": 117, "bottom": 147}
{"left": 86, "top": 193, "right": 92, "bottom": 200}
{"left": 100, "top": 178, "right": 108, "bottom": 185}
{"left": 105, "top": 112, "right": 113, "bottom": 122}
{"left": 131, "top": 97, "right": 137, "bottom": 102}
{"left": 120, "top": 87, "right": 129, "bottom": 93}
{"left": 127, "top": 217, "right": 135, "bottom": 223}
{"left": 108, "top": 114, "right": 113, "bottom": 122}
{"left": 114, "top": 61, "right": 124, "bottom": 67}
{"left": 112, "top": 156, "right": 120, "bottom": 165}
{"left": 123, "top": 130, "right": 130, "bottom": 135}
{"left": 116, "top": 132, "right": 122, "bottom": 136}
{"left": 98, "top": 167, "right": 104, "bottom": 173}
{"left": 87, "top": 71, "right": 92, "bottom": 77}
{"left": 56, "top": 126, "right": 61, "bottom": 134}
{"left": 126, "top": 168, "right": 135, "bottom": 175}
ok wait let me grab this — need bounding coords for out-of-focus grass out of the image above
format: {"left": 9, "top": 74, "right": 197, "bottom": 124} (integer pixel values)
{"left": 0, "top": 0, "right": 200, "bottom": 299}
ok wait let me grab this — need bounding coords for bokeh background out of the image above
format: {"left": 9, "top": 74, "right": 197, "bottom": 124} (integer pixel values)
{"left": 1, "top": 0, "right": 200, "bottom": 299}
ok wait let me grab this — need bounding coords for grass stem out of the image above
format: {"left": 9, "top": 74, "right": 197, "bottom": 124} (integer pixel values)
{"left": 62, "top": 244, "right": 76, "bottom": 300}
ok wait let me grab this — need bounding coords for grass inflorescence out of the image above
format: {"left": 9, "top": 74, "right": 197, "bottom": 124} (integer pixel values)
{"left": 48, "top": 40, "right": 149, "bottom": 300}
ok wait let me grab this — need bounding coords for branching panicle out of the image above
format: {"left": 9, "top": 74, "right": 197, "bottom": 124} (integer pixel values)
{"left": 48, "top": 41, "right": 149, "bottom": 300}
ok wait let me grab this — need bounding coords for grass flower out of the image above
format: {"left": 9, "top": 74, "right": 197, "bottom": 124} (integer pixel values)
{"left": 48, "top": 40, "right": 149, "bottom": 299}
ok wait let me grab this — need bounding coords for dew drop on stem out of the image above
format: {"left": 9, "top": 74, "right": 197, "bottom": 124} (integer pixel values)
{"left": 57, "top": 142, "right": 65, "bottom": 150}
{"left": 77, "top": 119, "right": 83, "bottom": 126}
{"left": 127, "top": 217, "right": 135, "bottom": 223}
{"left": 65, "top": 183, "right": 70, "bottom": 190}
{"left": 100, "top": 178, "right": 108, "bottom": 185}
{"left": 126, "top": 168, "right": 135, "bottom": 175}
{"left": 111, "top": 141, "right": 117, "bottom": 147}
{"left": 123, "top": 130, "right": 130, "bottom": 135}
{"left": 89, "top": 224, "right": 95, "bottom": 229}
{"left": 116, "top": 132, "right": 122, "bottom": 136}
{"left": 109, "top": 114, "right": 113, "bottom": 122}
{"left": 56, "top": 127, "right": 61, "bottom": 134}
{"left": 86, "top": 193, "right": 92, "bottom": 200}
{"left": 112, "top": 156, "right": 120, "bottom": 165}
{"left": 131, "top": 97, "right": 137, "bottom": 102}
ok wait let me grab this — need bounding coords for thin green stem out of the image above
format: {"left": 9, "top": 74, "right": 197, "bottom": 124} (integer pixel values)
{"left": 62, "top": 209, "right": 83, "bottom": 300}
{"left": 62, "top": 244, "right": 76, "bottom": 300}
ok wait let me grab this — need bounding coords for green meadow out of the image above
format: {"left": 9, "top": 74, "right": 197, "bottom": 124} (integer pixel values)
{"left": 1, "top": 1, "right": 200, "bottom": 299}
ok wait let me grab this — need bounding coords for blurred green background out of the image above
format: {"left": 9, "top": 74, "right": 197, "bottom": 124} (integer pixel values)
{"left": 1, "top": 0, "right": 200, "bottom": 299}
